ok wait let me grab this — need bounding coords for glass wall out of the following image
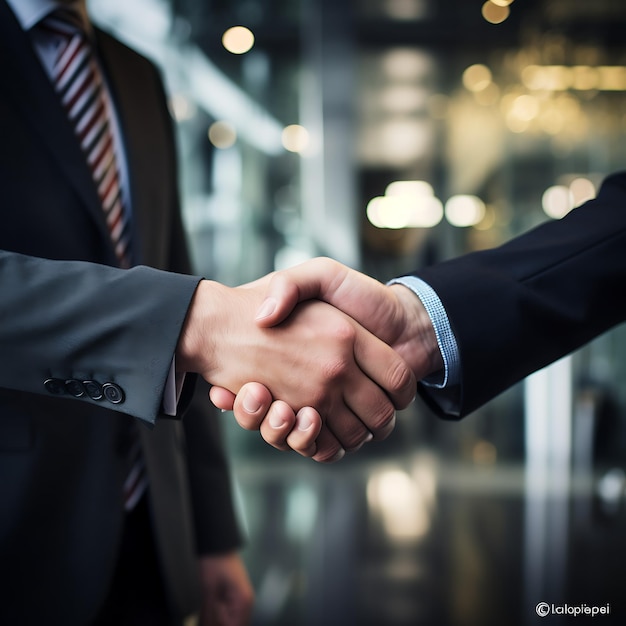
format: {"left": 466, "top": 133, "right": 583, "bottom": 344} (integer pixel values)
{"left": 92, "top": 1, "right": 626, "bottom": 623}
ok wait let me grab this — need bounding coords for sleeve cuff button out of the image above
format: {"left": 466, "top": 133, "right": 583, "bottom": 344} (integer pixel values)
{"left": 102, "top": 382, "right": 125, "bottom": 404}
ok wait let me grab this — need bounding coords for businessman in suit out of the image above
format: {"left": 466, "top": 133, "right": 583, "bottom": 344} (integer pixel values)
{"left": 0, "top": 1, "right": 253, "bottom": 624}
{"left": 213, "top": 171, "right": 626, "bottom": 458}
{"left": 0, "top": 2, "right": 414, "bottom": 623}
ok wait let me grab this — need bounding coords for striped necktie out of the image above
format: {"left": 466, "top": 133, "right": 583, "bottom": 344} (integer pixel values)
{"left": 122, "top": 429, "right": 148, "bottom": 512}
{"left": 40, "top": 9, "right": 132, "bottom": 268}
{"left": 38, "top": 10, "right": 146, "bottom": 510}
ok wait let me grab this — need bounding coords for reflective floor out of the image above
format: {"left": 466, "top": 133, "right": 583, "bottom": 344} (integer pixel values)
{"left": 224, "top": 408, "right": 626, "bottom": 626}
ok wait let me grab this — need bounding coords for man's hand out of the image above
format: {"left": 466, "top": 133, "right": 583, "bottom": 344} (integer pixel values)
{"left": 177, "top": 273, "right": 416, "bottom": 462}
{"left": 198, "top": 552, "right": 254, "bottom": 626}
{"left": 252, "top": 258, "right": 440, "bottom": 375}
{"left": 209, "top": 258, "right": 441, "bottom": 459}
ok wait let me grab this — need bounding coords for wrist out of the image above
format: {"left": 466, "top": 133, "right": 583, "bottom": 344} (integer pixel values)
{"left": 176, "top": 279, "right": 221, "bottom": 375}
{"left": 390, "top": 283, "right": 443, "bottom": 378}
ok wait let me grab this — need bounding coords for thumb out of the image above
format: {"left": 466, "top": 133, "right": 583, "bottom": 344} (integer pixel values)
{"left": 254, "top": 257, "right": 345, "bottom": 328}
{"left": 253, "top": 270, "right": 312, "bottom": 328}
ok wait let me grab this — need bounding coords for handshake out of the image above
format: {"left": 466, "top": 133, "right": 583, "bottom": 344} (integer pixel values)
{"left": 177, "top": 257, "right": 443, "bottom": 463}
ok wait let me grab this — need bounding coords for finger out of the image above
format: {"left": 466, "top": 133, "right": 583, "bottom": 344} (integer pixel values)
{"left": 318, "top": 400, "right": 377, "bottom": 452}
{"left": 353, "top": 327, "right": 416, "bottom": 412}
{"left": 311, "top": 425, "right": 346, "bottom": 464}
{"left": 258, "top": 401, "right": 298, "bottom": 451}
{"left": 340, "top": 376, "right": 398, "bottom": 443}
{"left": 231, "top": 382, "right": 274, "bottom": 431}
{"left": 283, "top": 407, "right": 323, "bottom": 457}
{"left": 208, "top": 385, "right": 236, "bottom": 411}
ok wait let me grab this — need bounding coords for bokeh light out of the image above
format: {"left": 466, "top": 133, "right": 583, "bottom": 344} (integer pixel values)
{"left": 208, "top": 121, "right": 237, "bottom": 149}
{"left": 282, "top": 125, "right": 311, "bottom": 153}
{"left": 222, "top": 26, "right": 255, "bottom": 54}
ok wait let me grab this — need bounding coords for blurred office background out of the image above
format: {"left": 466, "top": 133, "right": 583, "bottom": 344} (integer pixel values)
{"left": 92, "top": 1, "right": 626, "bottom": 623}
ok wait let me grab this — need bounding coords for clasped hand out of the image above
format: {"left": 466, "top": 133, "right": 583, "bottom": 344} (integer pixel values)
{"left": 188, "top": 258, "right": 441, "bottom": 462}
{"left": 176, "top": 262, "right": 426, "bottom": 463}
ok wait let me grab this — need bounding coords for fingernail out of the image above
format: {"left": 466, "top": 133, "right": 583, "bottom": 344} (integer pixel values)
{"left": 297, "top": 412, "right": 314, "bottom": 432}
{"left": 255, "top": 297, "right": 277, "bottom": 321}
{"left": 269, "top": 411, "right": 286, "bottom": 429}
{"left": 332, "top": 448, "right": 345, "bottom": 462}
{"left": 352, "top": 433, "right": 373, "bottom": 453}
{"left": 242, "top": 390, "right": 261, "bottom": 414}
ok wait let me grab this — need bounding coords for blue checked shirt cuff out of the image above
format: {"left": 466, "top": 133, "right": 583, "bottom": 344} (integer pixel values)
{"left": 387, "top": 276, "right": 460, "bottom": 389}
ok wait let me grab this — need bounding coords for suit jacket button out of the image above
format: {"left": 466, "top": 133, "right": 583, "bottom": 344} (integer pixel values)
{"left": 102, "top": 382, "right": 125, "bottom": 404}
{"left": 65, "top": 379, "right": 85, "bottom": 397}
{"left": 83, "top": 380, "right": 103, "bottom": 400}
{"left": 44, "top": 378, "right": 65, "bottom": 395}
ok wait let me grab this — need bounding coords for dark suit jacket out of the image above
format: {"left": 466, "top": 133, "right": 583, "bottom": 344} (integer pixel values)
{"left": 0, "top": 4, "right": 241, "bottom": 624}
{"left": 415, "top": 171, "right": 626, "bottom": 419}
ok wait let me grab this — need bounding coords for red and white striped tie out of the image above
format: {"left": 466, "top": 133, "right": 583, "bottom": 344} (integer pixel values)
{"left": 42, "top": 10, "right": 132, "bottom": 268}
{"left": 40, "top": 11, "right": 146, "bottom": 510}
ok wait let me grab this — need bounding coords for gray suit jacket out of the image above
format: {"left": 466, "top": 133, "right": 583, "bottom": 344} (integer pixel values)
{"left": 0, "top": 4, "right": 241, "bottom": 623}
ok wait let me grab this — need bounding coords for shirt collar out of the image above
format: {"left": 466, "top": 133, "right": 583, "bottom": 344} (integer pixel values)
{"left": 5, "top": 0, "right": 88, "bottom": 31}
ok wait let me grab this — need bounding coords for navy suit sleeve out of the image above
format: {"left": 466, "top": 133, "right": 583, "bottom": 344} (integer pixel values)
{"left": 413, "top": 171, "right": 626, "bottom": 418}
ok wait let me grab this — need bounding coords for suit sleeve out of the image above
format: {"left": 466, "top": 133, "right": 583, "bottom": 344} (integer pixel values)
{"left": 0, "top": 250, "right": 201, "bottom": 424}
{"left": 414, "top": 171, "right": 626, "bottom": 419}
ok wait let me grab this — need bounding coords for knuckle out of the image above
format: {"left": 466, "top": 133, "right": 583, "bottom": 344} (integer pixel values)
{"left": 319, "top": 327, "right": 357, "bottom": 382}
{"left": 368, "top": 401, "right": 397, "bottom": 439}
{"left": 317, "top": 256, "right": 336, "bottom": 272}
{"left": 386, "top": 359, "right": 415, "bottom": 405}
{"left": 320, "top": 356, "right": 349, "bottom": 382}
{"left": 343, "top": 437, "right": 367, "bottom": 453}
{"left": 340, "top": 425, "right": 370, "bottom": 451}
{"left": 329, "top": 316, "right": 357, "bottom": 344}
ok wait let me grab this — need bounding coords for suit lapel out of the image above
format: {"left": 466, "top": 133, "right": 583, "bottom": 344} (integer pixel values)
{"left": 95, "top": 30, "right": 174, "bottom": 268}
{"left": 0, "top": 2, "right": 113, "bottom": 246}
